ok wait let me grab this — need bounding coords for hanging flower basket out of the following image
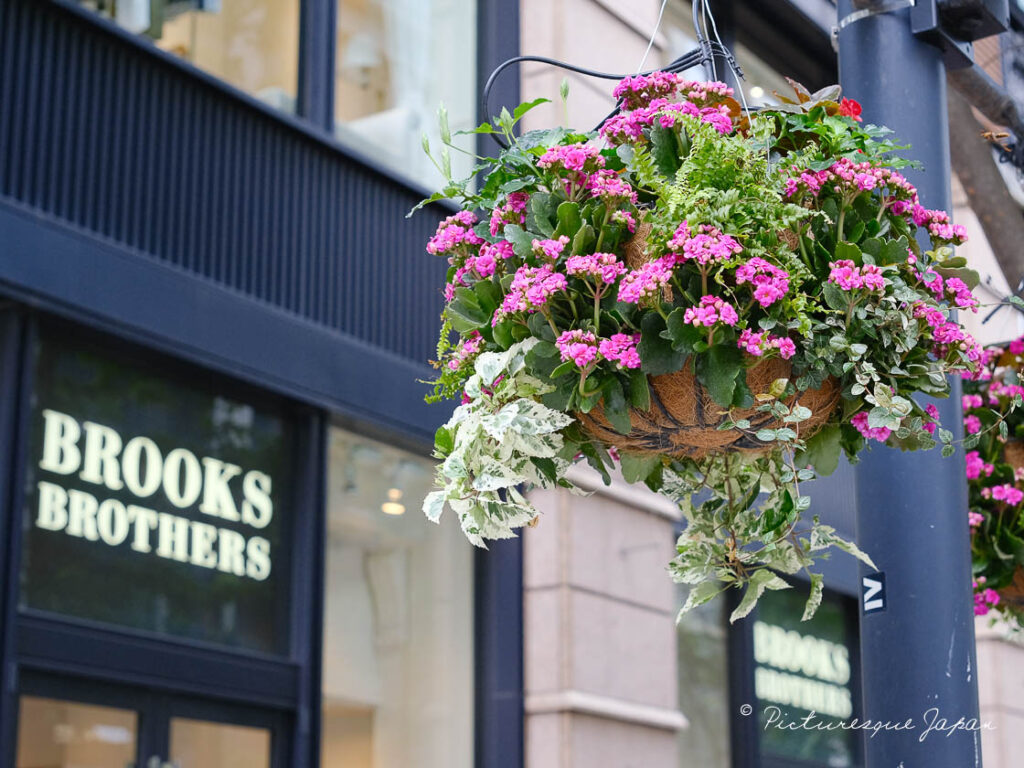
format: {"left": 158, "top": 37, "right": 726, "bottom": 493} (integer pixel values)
{"left": 963, "top": 338, "right": 1024, "bottom": 625}
{"left": 414, "top": 73, "right": 986, "bottom": 621}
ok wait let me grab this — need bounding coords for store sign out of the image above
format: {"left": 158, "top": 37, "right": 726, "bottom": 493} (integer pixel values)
{"left": 20, "top": 331, "right": 293, "bottom": 653}
{"left": 34, "top": 409, "right": 273, "bottom": 581}
{"left": 754, "top": 620, "right": 854, "bottom": 719}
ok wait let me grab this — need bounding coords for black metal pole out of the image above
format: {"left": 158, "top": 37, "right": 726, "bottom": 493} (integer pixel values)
{"left": 836, "top": 2, "right": 982, "bottom": 766}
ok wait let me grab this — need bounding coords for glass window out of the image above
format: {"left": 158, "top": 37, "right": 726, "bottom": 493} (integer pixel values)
{"left": 20, "top": 327, "right": 294, "bottom": 654}
{"left": 677, "top": 597, "right": 731, "bottom": 768}
{"left": 170, "top": 717, "right": 272, "bottom": 768}
{"left": 77, "top": 1, "right": 300, "bottom": 113}
{"left": 321, "top": 428, "right": 473, "bottom": 768}
{"left": 334, "top": 0, "right": 477, "bottom": 186}
{"left": 16, "top": 696, "right": 138, "bottom": 768}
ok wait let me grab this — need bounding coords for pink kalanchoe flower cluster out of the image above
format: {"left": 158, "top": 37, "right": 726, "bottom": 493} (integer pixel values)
{"left": 968, "top": 511, "right": 985, "bottom": 528}
{"left": 496, "top": 265, "right": 567, "bottom": 319}
{"left": 784, "top": 159, "right": 918, "bottom": 211}
{"left": 599, "top": 333, "right": 642, "bottom": 369}
{"left": 612, "top": 71, "right": 682, "bottom": 110}
{"left": 428, "top": 211, "right": 483, "bottom": 255}
{"left": 668, "top": 222, "right": 743, "bottom": 265}
{"left": 447, "top": 331, "right": 484, "bottom": 371}
{"left": 677, "top": 79, "right": 734, "bottom": 107}
{"left": 537, "top": 143, "right": 605, "bottom": 174}
{"left": 734, "top": 257, "right": 791, "bottom": 307}
{"left": 532, "top": 236, "right": 570, "bottom": 261}
{"left": 612, "top": 210, "right": 637, "bottom": 232}
{"left": 923, "top": 403, "right": 940, "bottom": 435}
{"left": 489, "top": 193, "right": 528, "bottom": 237}
{"left": 684, "top": 295, "right": 739, "bottom": 327}
{"left": 990, "top": 484, "right": 1024, "bottom": 506}
{"left": 963, "top": 394, "right": 984, "bottom": 410}
{"left": 618, "top": 258, "right": 674, "bottom": 304}
{"left": 600, "top": 96, "right": 734, "bottom": 144}
{"left": 565, "top": 253, "right": 628, "bottom": 284}
{"left": 944, "top": 277, "right": 979, "bottom": 312}
{"left": 827, "top": 260, "right": 886, "bottom": 292}
{"left": 1010, "top": 337, "right": 1024, "bottom": 356}
{"left": 737, "top": 329, "right": 796, "bottom": 359}
{"left": 965, "top": 451, "right": 995, "bottom": 480}
{"left": 850, "top": 411, "right": 892, "bottom": 443}
{"left": 973, "top": 578, "right": 1001, "bottom": 616}
{"left": 912, "top": 205, "right": 968, "bottom": 245}
{"left": 964, "top": 414, "right": 982, "bottom": 434}
{"left": 556, "top": 330, "right": 600, "bottom": 369}
{"left": 587, "top": 170, "right": 639, "bottom": 205}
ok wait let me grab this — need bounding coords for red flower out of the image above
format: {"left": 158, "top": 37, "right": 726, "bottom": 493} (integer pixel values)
{"left": 839, "top": 97, "right": 863, "bottom": 122}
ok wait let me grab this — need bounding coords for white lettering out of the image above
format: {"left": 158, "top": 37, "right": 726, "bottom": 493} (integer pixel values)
{"left": 246, "top": 536, "right": 271, "bottom": 581}
{"left": 127, "top": 504, "right": 159, "bottom": 553}
{"left": 96, "top": 499, "right": 129, "bottom": 546}
{"left": 36, "top": 480, "right": 69, "bottom": 531}
{"left": 66, "top": 488, "right": 100, "bottom": 541}
{"left": 162, "top": 448, "right": 202, "bottom": 508}
{"left": 189, "top": 520, "right": 219, "bottom": 569}
{"left": 217, "top": 527, "right": 246, "bottom": 576}
{"left": 79, "top": 421, "right": 124, "bottom": 490}
{"left": 200, "top": 458, "right": 242, "bottom": 521}
{"left": 39, "top": 409, "right": 81, "bottom": 475}
{"left": 122, "top": 436, "right": 162, "bottom": 497}
{"left": 241, "top": 471, "right": 273, "bottom": 529}
{"left": 156, "top": 512, "right": 190, "bottom": 563}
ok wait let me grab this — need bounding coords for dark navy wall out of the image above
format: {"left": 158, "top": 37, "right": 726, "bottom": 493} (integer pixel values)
{"left": 0, "top": 0, "right": 455, "bottom": 443}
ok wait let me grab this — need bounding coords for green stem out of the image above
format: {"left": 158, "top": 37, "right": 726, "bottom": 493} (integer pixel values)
{"left": 594, "top": 208, "right": 611, "bottom": 253}
{"left": 837, "top": 207, "right": 846, "bottom": 243}
{"left": 593, "top": 286, "right": 603, "bottom": 330}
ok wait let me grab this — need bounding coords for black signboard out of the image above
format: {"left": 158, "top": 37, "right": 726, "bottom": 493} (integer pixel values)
{"left": 19, "top": 329, "right": 293, "bottom": 654}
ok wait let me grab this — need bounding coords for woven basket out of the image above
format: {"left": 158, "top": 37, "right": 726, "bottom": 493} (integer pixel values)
{"left": 997, "top": 567, "right": 1024, "bottom": 609}
{"left": 580, "top": 225, "right": 840, "bottom": 459}
{"left": 577, "top": 357, "right": 840, "bottom": 459}
{"left": 1003, "top": 441, "right": 1024, "bottom": 473}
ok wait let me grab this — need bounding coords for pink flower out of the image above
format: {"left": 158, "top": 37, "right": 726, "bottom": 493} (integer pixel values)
{"left": 565, "top": 253, "right": 628, "bottom": 284}
{"left": 684, "top": 295, "right": 739, "bottom": 328}
{"left": 962, "top": 394, "right": 983, "bottom": 410}
{"left": 839, "top": 98, "right": 862, "bottom": 122}
{"left": 587, "top": 170, "right": 638, "bottom": 204}
{"left": 668, "top": 222, "right": 743, "bottom": 265}
{"left": 556, "top": 330, "right": 600, "bottom": 368}
{"left": 618, "top": 258, "right": 674, "bottom": 304}
{"left": 612, "top": 210, "right": 637, "bottom": 232}
{"left": 612, "top": 72, "right": 681, "bottom": 110}
{"left": 771, "top": 336, "right": 796, "bottom": 360}
{"left": 599, "top": 333, "right": 642, "bottom": 369}
{"left": 428, "top": 211, "right": 484, "bottom": 255}
{"left": 496, "top": 265, "right": 567, "bottom": 320}
{"left": 991, "top": 484, "right": 1024, "bottom": 506}
{"left": 532, "top": 236, "right": 570, "bottom": 261}
{"left": 489, "top": 193, "right": 528, "bottom": 237}
{"left": 537, "top": 143, "right": 605, "bottom": 174}
{"left": 968, "top": 511, "right": 985, "bottom": 528}
{"left": 828, "top": 260, "right": 886, "bottom": 292}
{"left": 736, "top": 330, "right": 796, "bottom": 359}
{"left": 965, "top": 451, "right": 994, "bottom": 480}
{"left": 851, "top": 411, "right": 891, "bottom": 443}
{"left": 447, "top": 331, "right": 484, "bottom": 371}
{"left": 1010, "top": 337, "right": 1024, "bottom": 356}
{"left": 735, "top": 257, "right": 790, "bottom": 307}
{"left": 963, "top": 415, "right": 982, "bottom": 434}
{"left": 923, "top": 403, "right": 940, "bottom": 435}
{"left": 974, "top": 585, "right": 1001, "bottom": 616}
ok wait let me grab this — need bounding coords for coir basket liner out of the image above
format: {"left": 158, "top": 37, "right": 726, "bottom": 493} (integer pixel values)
{"left": 576, "top": 356, "right": 841, "bottom": 460}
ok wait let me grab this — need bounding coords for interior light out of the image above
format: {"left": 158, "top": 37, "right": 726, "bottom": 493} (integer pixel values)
{"left": 381, "top": 487, "right": 405, "bottom": 515}
{"left": 750, "top": 86, "right": 764, "bottom": 99}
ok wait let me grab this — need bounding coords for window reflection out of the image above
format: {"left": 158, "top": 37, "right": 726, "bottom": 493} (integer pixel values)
{"left": 321, "top": 429, "right": 473, "bottom": 768}
{"left": 334, "top": 0, "right": 477, "bottom": 185}
{"left": 677, "top": 598, "right": 731, "bottom": 768}
{"left": 16, "top": 696, "right": 138, "bottom": 768}
{"left": 78, "top": 1, "right": 300, "bottom": 113}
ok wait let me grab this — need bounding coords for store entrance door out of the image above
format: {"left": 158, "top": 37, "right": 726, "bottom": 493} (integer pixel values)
{"left": 13, "top": 672, "right": 287, "bottom": 768}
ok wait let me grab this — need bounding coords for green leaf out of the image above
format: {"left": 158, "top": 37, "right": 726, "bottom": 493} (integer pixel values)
{"left": 434, "top": 426, "right": 455, "bottom": 456}
{"left": 650, "top": 123, "right": 682, "bottom": 177}
{"left": 512, "top": 97, "right": 551, "bottom": 122}
{"left": 834, "top": 241, "right": 862, "bottom": 265}
{"left": 796, "top": 424, "right": 841, "bottom": 476}
{"left": 504, "top": 224, "right": 536, "bottom": 259}
{"left": 730, "top": 570, "right": 791, "bottom": 623}
{"left": 601, "top": 376, "right": 632, "bottom": 435}
{"left": 934, "top": 265, "right": 980, "bottom": 290}
{"left": 879, "top": 236, "right": 910, "bottom": 265}
{"left": 802, "top": 573, "right": 824, "bottom": 621}
{"left": 620, "top": 452, "right": 661, "bottom": 484}
{"left": 423, "top": 491, "right": 447, "bottom": 523}
{"left": 1008, "top": 295, "right": 1024, "bottom": 311}
{"left": 627, "top": 369, "right": 651, "bottom": 411}
{"left": 678, "top": 581, "right": 725, "bottom": 620}
{"left": 446, "top": 288, "right": 489, "bottom": 331}
{"left": 553, "top": 201, "right": 583, "bottom": 240}
{"left": 571, "top": 223, "right": 596, "bottom": 255}
{"left": 696, "top": 344, "right": 744, "bottom": 409}
{"left": 638, "top": 312, "right": 687, "bottom": 375}
{"left": 664, "top": 307, "right": 704, "bottom": 354}
{"left": 821, "top": 282, "right": 848, "bottom": 312}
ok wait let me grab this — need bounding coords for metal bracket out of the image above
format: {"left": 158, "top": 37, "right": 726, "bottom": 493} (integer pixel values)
{"left": 912, "top": 1, "right": 1010, "bottom": 69}
{"left": 912, "top": 0, "right": 976, "bottom": 69}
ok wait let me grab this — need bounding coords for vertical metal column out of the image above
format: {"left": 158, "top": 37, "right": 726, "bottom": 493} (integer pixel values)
{"left": 836, "top": 2, "right": 982, "bottom": 765}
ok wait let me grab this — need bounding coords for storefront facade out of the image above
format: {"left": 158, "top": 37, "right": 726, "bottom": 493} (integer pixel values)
{"left": 0, "top": 1, "right": 520, "bottom": 766}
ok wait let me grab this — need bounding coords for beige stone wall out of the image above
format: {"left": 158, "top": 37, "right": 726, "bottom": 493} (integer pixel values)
{"left": 976, "top": 621, "right": 1024, "bottom": 766}
{"left": 523, "top": 479, "right": 685, "bottom": 767}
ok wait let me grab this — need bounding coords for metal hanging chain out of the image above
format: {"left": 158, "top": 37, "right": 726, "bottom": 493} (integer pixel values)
{"left": 479, "top": 1, "right": 745, "bottom": 150}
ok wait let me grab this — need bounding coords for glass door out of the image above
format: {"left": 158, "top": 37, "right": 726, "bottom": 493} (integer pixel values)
{"left": 14, "top": 672, "right": 285, "bottom": 768}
